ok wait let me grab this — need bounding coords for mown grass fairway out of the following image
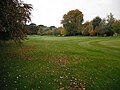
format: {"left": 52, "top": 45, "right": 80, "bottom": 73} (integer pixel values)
{"left": 0, "top": 36, "right": 120, "bottom": 90}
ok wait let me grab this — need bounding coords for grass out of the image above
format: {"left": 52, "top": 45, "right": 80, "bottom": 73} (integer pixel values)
{"left": 0, "top": 35, "right": 120, "bottom": 90}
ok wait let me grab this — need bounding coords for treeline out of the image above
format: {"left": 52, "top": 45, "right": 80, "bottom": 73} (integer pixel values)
{"left": 27, "top": 9, "right": 120, "bottom": 37}
{"left": 25, "top": 24, "right": 66, "bottom": 36}
{"left": 62, "top": 10, "right": 120, "bottom": 36}
{"left": 82, "top": 13, "right": 120, "bottom": 36}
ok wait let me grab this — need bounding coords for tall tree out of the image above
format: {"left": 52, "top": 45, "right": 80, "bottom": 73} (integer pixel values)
{"left": 0, "top": 0, "right": 32, "bottom": 43}
{"left": 92, "top": 16, "right": 101, "bottom": 30}
{"left": 61, "top": 9, "right": 83, "bottom": 36}
{"left": 106, "top": 13, "right": 115, "bottom": 36}
{"left": 92, "top": 16, "right": 102, "bottom": 36}
{"left": 95, "top": 19, "right": 107, "bottom": 36}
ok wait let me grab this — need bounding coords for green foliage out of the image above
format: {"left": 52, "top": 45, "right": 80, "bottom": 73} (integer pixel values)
{"left": 61, "top": 11, "right": 120, "bottom": 37}
{"left": 57, "top": 27, "right": 66, "bottom": 36}
{"left": 37, "top": 25, "right": 47, "bottom": 36}
{"left": 92, "top": 16, "right": 102, "bottom": 30}
{"left": 23, "top": 11, "right": 120, "bottom": 37}
{"left": 105, "top": 13, "right": 115, "bottom": 36}
{"left": 26, "top": 23, "right": 37, "bottom": 35}
{"left": 0, "top": 0, "right": 32, "bottom": 43}
{"left": 79, "top": 12, "right": 120, "bottom": 36}
{"left": 49, "top": 26, "right": 57, "bottom": 36}
{"left": 112, "top": 20, "right": 120, "bottom": 34}
{"left": 94, "top": 19, "right": 107, "bottom": 36}
{"left": 61, "top": 9, "right": 83, "bottom": 36}
{"left": 107, "top": 13, "right": 115, "bottom": 25}
{"left": 26, "top": 24, "right": 67, "bottom": 36}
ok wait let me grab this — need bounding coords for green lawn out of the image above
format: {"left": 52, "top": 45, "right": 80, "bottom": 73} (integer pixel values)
{"left": 0, "top": 36, "right": 120, "bottom": 90}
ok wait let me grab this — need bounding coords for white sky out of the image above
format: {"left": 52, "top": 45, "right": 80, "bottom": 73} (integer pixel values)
{"left": 23, "top": 0, "right": 120, "bottom": 27}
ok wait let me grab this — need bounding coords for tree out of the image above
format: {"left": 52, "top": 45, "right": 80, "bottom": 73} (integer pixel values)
{"left": 49, "top": 26, "right": 57, "bottom": 36}
{"left": 112, "top": 20, "right": 120, "bottom": 34}
{"left": 106, "top": 13, "right": 115, "bottom": 36}
{"left": 88, "top": 22, "right": 95, "bottom": 36}
{"left": 82, "top": 21, "right": 89, "bottom": 36}
{"left": 92, "top": 16, "right": 101, "bottom": 30}
{"left": 0, "top": 0, "right": 32, "bottom": 43}
{"left": 94, "top": 19, "right": 107, "bottom": 36}
{"left": 57, "top": 27, "right": 66, "bottom": 36}
{"left": 92, "top": 16, "right": 101, "bottom": 35}
{"left": 37, "top": 25, "right": 47, "bottom": 36}
{"left": 27, "top": 23, "right": 37, "bottom": 35}
{"left": 61, "top": 9, "right": 83, "bottom": 36}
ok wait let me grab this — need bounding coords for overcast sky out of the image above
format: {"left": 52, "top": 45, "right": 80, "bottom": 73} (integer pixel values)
{"left": 23, "top": 0, "right": 120, "bottom": 27}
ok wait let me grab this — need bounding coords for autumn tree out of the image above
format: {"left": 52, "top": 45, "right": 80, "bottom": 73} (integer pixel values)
{"left": 82, "top": 21, "right": 90, "bottom": 36}
{"left": 112, "top": 20, "right": 120, "bottom": 35}
{"left": 61, "top": 9, "right": 83, "bottom": 36}
{"left": 57, "top": 27, "right": 66, "bottom": 36}
{"left": 0, "top": 0, "right": 32, "bottom": 43}
{"left": 88, "top": 22, "right": 95, "bottom": 36}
